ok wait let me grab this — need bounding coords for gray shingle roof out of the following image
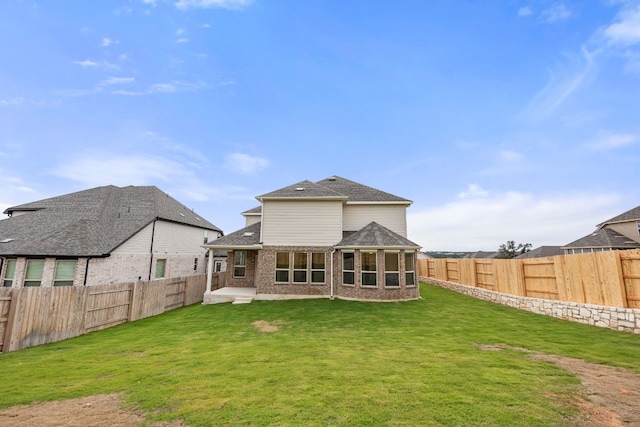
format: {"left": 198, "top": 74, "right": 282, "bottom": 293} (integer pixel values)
{"left": 316, "top": 176, "right": 411, "bottom": 203}
{"left": 256, "top": 176, "right": 411, "bottom": 204}
{"left": 204, "top": 221, "right": 262, "bottom": 248}
{"left": 257, "top": 180, "right": 348, "bottom": 200}
{"left": 597, "top": 204, "right": 640, "bottom": 228}
{"left": 335, "top": 222, "right": 420, "bottom": 249}
{"left": 242, "top": 206, "right": 262, "bottom": 215}
{"left": 562, "top": 228, "right": 640, "bottom": 250}
{"left": 0, "top": 185, "right": 222, "bottom": 257}
{"left": 515, "top": 246, "right": 564, "bottom": 259}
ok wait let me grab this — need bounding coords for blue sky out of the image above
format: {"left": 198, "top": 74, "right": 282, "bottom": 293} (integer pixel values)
{"left": 1, "top": 0, "right": 640, "bottom": 251}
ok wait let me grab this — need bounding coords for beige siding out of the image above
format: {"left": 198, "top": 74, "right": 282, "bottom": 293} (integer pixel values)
{"left": 343, "top": 204, "right": 408, "bottom": 237}
{"left": 115, "top": 221, "right": 212, "bottom": 255}
{"left": 245, "top": 215, "right": 262, "bottom": 227}
{"left": 606, "top": 222, "right": 640, "bottom": 243}
{"left": 115, "top": 223, "right": 154, "bottom": 254}
{"left": 262, "top": 200, "right": 343, "bottom": 245}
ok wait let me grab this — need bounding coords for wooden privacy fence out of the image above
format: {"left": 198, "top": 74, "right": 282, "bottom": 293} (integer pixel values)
{"left": 418, "top": 249, "right": 640, "bottom": 309}
{"left": 0, "top": 274, "right": 220, "bottom": 353}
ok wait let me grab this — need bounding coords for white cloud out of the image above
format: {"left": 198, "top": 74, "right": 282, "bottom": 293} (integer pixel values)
{"left": 224, "top": 153, "right": 269, "bottom": 174}
{"left": 100, "top": 77, "right": 135, "bottom": 86}
{"left": 586, "top": 132, "right": 638, "bottom": 150}
{"left": 499, "top": 149, "right": 523, "bottom": 162}
{"left": 176, "top": 38, "right": 190, "bottom": 44}
{"left": 541, "top": 3, "right": 573, "bottom": 23}
{"left": 72, "top": 60, "right": 119, "bottom": 70}
{"left": 0, "top": 97, "right": 27, "bottom": 107}
{"left": 101, "top": 37, "right": 119, "bottom": 47}
{"left": 408, "top": 189, "right": 622, "bottom": 251}
{"left": 518, "top": 46, "right": 597, "bottom": 121}
{"left": 72, "top": 60, "right": 99, "bottom": 68}
{"left": 174, "top": 0, "right": 252, "bottom": 10}
{"left": 604, "top": 4, "right": 640, "bottom": 46}
{"left": 458, "top": 184, "right": 488, "bottom": 199}
{"left": 518, "top": 6, "right": 533, "bottom": 17}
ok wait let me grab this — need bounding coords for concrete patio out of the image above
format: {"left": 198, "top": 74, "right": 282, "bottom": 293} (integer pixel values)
{"left": 202, "top": 287, "right": 329, "bottom": 305}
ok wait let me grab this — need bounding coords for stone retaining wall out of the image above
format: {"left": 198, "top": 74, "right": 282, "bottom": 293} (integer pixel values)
{"left": 422, "top": 277, "right": 640, "bottom": 334}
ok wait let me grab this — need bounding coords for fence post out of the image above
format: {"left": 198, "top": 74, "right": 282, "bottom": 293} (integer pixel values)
{"left": 128, "top": 281, "right": 139, "bottom": 322}
{"left": 611, "top": 251, "right": 629, "bottom": 308}
{"left": 5, "top": 288, "right": 21, "bottom": 352}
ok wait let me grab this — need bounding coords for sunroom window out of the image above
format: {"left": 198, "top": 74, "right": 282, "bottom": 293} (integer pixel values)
{"left": 343, "top": 252, "right": 355, "bottom": 285}
{"left": 405, "top": 252, "right": 416, "bottom": 286}
{"left": 293, "top": 252, "right": 307, "bottom": 283}
{"left": 234, "top": 251, "right": 247, "bottom": 277}
{"left": 385, "top": 252, "right": 400, "bottom": 287}
{"left": 311, "top": 252, "right": 325, "bottom": 283}
{"left": 275, "top": 252, "right": 290, "bottom": 282}
{"left": 361, "top": 252, "right": 377, "bottom": 287}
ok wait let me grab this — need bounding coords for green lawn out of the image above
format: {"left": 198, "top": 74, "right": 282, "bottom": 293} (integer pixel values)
{"left": 2, "top": 283, "right": 639, "bottom": 426}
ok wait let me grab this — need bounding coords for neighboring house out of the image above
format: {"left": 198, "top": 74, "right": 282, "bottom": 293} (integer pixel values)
{"left": 203, "top": 176, "right": 421, "bottom": 302}
{"left": 562, "top": 204, "right": 640, "bottom": 254}
{"left": 464, "top": 251, "right": 498, "bottom": 259}
{"left": 515, "top": 246, "right": 563, "bottom": 259}
{"left": 0, "top": 185, "right": 223, "bottom": 288}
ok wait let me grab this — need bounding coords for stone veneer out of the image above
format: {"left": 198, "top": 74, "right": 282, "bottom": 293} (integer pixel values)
{"left": 422, "top": 277, "right": 640, "bottom": 334}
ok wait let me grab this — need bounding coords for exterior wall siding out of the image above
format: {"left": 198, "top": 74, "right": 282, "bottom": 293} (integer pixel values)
{"left": 244, "top": 215, "right": 261, "bottom": 227}
{"left": 261, "top": 200, "right": 343, "bottom": 246}
{"left": 343, "top": 204, "right": 408, "bottom": 237}
{"left": 606, "top": 222, "right": 640, "bottom": 243}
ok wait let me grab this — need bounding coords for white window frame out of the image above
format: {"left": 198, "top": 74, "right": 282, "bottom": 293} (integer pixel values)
{"left": 24, "top": 259, "right": 45, "bottom": 287}
{"left": 384, "top": 251, "right": 400, "bottom": 288}
{"left": 342, "top": 252, "right": 355, "bottom": 286}
{"left": 293, "top": 252, "right": 308, "bottom": 283}
{"left": 361, "top": 251, "right": 377, "bottom": 288}
{"left": 2, "top": 259, "right": 17, "bottom": 287}
{"left": 155, "top": 259, "right": 167, "bottom": 279}
{"left": 275, "top": 252, "right": 290, "bottom": 283}
{"left": 311, "top": 252, "right": 326, "bottom": 284}
{"left": 54, "top": 260, "right": 76, "bottom": 287}
{"left": 405, "top": 252, "right": 416, "bottom": 287}
{"left": 234, "top": 251, "right": 247, "bottom": 278}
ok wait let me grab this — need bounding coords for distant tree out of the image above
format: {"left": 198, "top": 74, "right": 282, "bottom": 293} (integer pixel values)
{"left": 495, "top": 240, "right": 532, "bottom": 259}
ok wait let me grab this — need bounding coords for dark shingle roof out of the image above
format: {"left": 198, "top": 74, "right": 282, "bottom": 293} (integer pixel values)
{"left": 256, "top": 176, "right": 411, "bottom": 204}
{"left": 515, "top": 246, "right": 564, "bottom": 259}
{"left": 316, "top": 176, "right": 411, "bottom": 203}
{"left": 204, "top": 222, "right": 261, "bottom": 248}
{"left": 242, "top": 206, "right": 262, "bottom": 215}
{"left": 257, "top": 180, "right": 348, "bottom": 200}
{"left": 562, "top": 228, "right": 640, "bottom": 250}
{"left": 597, "top": 205, "right": 640, "bottom": 228}
{"left": 0, "top": 185, "right": 222, "bottom": 257}
{"left": 335, "top": 222, "right": 420, "bottom": 249}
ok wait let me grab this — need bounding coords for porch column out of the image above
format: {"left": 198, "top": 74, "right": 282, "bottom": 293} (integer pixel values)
{"left": 205, "top": 247, "right": 214, "bottom": 294}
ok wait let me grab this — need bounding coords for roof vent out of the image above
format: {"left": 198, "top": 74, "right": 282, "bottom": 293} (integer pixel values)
{"left": 295, "top": 187, "right": 305, "bottom": 191}
{"left": 0, "top": 238, "right": 14, "bottom": 243}
{"left": 243, "top": 232, "right": 254, "bottom": 237}
{"left": 328, "top": 176, "right": 337, "bottom": 181}
{"left": 179, "top": 213, "right": 185, "bottom": 217}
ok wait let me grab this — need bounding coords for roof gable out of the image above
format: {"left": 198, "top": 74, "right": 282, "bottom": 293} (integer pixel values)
{"left": 257, "top": 180, "right": 347, "bottom": 200}
{"left": 597, "top": 204, "right": 640, "bottom": 228}
{"left": 205, "top": 221, "right": 262, "bottom": 248}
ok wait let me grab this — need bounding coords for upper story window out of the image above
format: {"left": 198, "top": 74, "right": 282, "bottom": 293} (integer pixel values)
{"left": 234, "top": 251, "right": 247, "bottom": 277}
{"left": 24, "top": 259, "right": 45, "bottom": 287}
{"left": 54, "top": 260, "right": 76, "bottom": 286}
{"left": 2, "top": 259, "right": 17, "bottom": 287}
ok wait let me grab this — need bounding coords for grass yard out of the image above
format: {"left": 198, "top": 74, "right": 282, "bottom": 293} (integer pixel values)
{"left": 1, "top": 283, "right": 639, "bottom": 426}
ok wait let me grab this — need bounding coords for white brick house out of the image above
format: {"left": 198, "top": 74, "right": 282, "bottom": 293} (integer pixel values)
{"left": 203, "top": 176, "right": 421, "bottom": 302}
{"left": 0, "top": 186, "right": 223, "bottom": 288}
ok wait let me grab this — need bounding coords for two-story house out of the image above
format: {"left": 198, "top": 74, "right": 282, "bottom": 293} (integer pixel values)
{"left": 203, "top": 176, "right": 421, "bottom": 302}
{"left": 0, "top": 185, "right": 223, "bottom": 288}
{"left": 562, "top": 204, "right": 640, "bottom": 254}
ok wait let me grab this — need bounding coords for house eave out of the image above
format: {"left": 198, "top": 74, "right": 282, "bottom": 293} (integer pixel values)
{"left": 334, "top": 245, "right": 421, "bottom": 251}
{"left": 202, "top": 244, "right": 263, "bottom": 251}
{"left": 256, "top": 196, "right": 349, "bottom": 202}
{"left": 345, "top": 201, "right": 413, "bottom": 206}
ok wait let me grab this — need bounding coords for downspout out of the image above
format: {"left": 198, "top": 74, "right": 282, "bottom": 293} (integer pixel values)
{"left": 330, "top": 248, "right": 336, "bottom": 300}
{"left": 83, "top": 257, "right": 93, "bottom": 286}
{"left": 148, "top": 220, "right": 157, "bottom": 281}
